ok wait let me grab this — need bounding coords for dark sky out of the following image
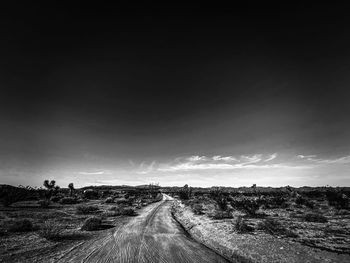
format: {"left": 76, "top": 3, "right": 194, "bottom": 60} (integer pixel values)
{"left": 1, "top": 3, "right": 350, "bottom": 187}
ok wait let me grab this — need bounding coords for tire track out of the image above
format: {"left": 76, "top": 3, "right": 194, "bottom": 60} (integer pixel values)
{"left": 59, "top": 195, "right": 232, "bottom": 263}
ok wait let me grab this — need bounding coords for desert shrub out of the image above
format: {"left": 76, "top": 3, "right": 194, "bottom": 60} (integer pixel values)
{"left": 3, "top": 219, "right": 34, "bottom": 232}
{"left": 108, "top": 206, "right": 123, "bottom": 215}
{"left": 178, "top": 184, "right": 192, "bottom": 200}
{"left": 303, "top": 189, "right": 325, "bottom": 199}
{"left": 38, "top": 199, "right": 51, "bottom": 208}
{"left": 326, "top": 191, "right": 349, "bottom": 209}
{"left": 0, "top": 186, "right": 30, "bottom": 207}
{"left": 101, "top": 190, "right": 113, "bottom": 198}
{"left": 235, "top": 216, "right": 254, "bottom": 233}
{"left": 0, "top": 229, "right": 7, "bottom": 236}
{"left": 105, "top": 197, "right": 114, "bottom": 203}
{"left": 231, "top": 198, "right": 260, "bottom": 216}
{"left": 37, "top": 220, "right": 63, "bottom": 240}
{"left": 258, "top": 218, "right": 298, "bottom": 237}
{"left": 295, "top": 195, "right": 314, "bottom": 208}
{"left": 215, "top": 195, "right": 228, "bottom": 211}
{"left": 84, "top": 189, "right": 99, "bottom": 200}
{"left": 192, "top": 203, "right": 205, "bottom": 215}
{"left": 115, "top": 199, "right": 131, "bottom": 205}
{"left": 50, "top": 195, "right": 63, "bottom": 203}
{"left": 121, "top": 207, "right": 137, "bottom": 216}
{"left": 335, "top": 209, "right": 350, "bottom": 215}
{"left": 59, "top": 197, "right": 78, "bottom": 204}
{"left": 212, "top": 211, "right": 233, "bottom": 220}
{"left": 102, "top": 210, "right": 121, "bottom": 217}
{"left": 303, "top": 212, "right": 328, "bottom": 223}
{"left": 81, "top": 217, "right": 102, "bottom": 231}
{"left": 109, "top": 205, "right": 121, "bottom": 211}
{"left": 76, "top": 205, "right": 99, "bottom": 214}
{"left": 269, "top": 196, "right": 288, "bottom": 208}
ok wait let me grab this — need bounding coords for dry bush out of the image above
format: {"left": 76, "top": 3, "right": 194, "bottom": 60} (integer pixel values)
{"left": 37, "top": 220, "right": 64, "bottom": 240}
{"left": 121, "top": 207, "right": 137, "bottom": 216}
{"left": 212, "top": 210, "right": 233, "bottom": 220}
{"left": 76, "top": 205, "right": 99, "bottom": 214}
{"left": 81, "top": 217, "right": 102, "bottom": 231}
{"left": 234, "top": 216, "right": 254, "bottom": 233}
{"left": 115, "top": 199, "right": 131, "bottom": 206}
{"left": 178, "top": 184, "right": 192, "bottom": 200}
{"left": 335, "top": 209, "right": 350, "bottom": 215}
{"left": 326, "top": 191, "right": 349, "bottom": 209}
{"left": 59, "top": 197, "right": 79, "bottom": 204}
{"left": 261, "top": 195, "right": 288, "bottom": 209}
{"left": 303, "top": 212, "right": 328, "bottom": 223}
{"left": 101, "top": 211, "right": 120, "bottom": 217}
{"left": 258, "top": 218, "right": 298, "bottom": 237}
{"left": 295, "top": 195, "right": 315, "bottom": 209}
{"left": 2, "top": 218, "right": 34, "bottom": 232}
{"left": 38, "top": 199, "right": 50, "bottom": 208}
{"left": 0, "top": 185, "right": 32, "bottom": 207}
{"left": 108, "top": 206, "right": 123, "bottom": 215}
{"left": 50, "top": 195, "right": 63, "bottom": 203}
{"left": 192, "top": 203, "right": 205, "bottom": 215}
{"left": 84, "top": 189, "right": 99, "bottom": 200}
{"left": 105, "top": 197, "right": 114, "bottom": 203}
{"left": 231, "top": 198, "right": 260, "bottom": 216}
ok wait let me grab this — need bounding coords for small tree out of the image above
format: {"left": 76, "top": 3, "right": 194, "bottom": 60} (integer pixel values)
{"left": 216, "top": 195, "right": 228, "bottom": 211}
{"left": 41, "top": 180, "right": 58, "bottom": 206}
{"left": 68, "top": 183, "right": 75, "bottom": 197}
{"left": 178, "top": 184, "right": 192, "bottom": 200}
{"left": 251, "top": 184, "right": 257, "bottom": 195}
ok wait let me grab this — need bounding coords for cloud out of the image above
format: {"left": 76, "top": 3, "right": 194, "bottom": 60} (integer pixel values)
{"left": 78, "top": 170, "right": 109, "bottom": 175}
{"left": 241, "top": 154, "right": 262, "bottom": 164}
{"left": 264, "top": 153, "right": 277, "bottom": 162}
{"left": 157, "top": 153, "right": 309, "bottom": 172}
{"left": 137, "top": 161, "right": 156, "bottom": 174}
{"left": 158, "top": 162, "right": 309, "bottom": 172}
{"left": 298, "top": 154, "right": 350, "bottom": 164}
{"left": 212, "top": 155, "right": 237, "bottom": 161}
{"left": 297, "top": 154, "right": 317, "bottom": 159}
{"left": 187, "top": 155, "right": 207, "bottom": 162}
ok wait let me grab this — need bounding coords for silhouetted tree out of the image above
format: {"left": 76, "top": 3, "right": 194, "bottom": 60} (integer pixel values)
{"left": 42, "top": 180, "right": 59, "bottom": 201}
{"left": 68, "top": 183, "right": 75, "bottom": 197}
{"left": 179, "top": 184, "right": 192, "bottom": 200}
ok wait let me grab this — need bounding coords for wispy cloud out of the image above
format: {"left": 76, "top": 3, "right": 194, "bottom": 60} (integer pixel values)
{"left": 212, "top": 155, "right": 237, "bottom": 161}
{"left": 78, "top": 170, "right": 109, "bottom": 175}
{"left": 137, "top": 161, "right": 156, "bottom": 174}
{"left": 297, "top": 154, "right": 350, "bottom": 164}
{"left": 187, "top": 155, "right": 207, "bottom": 162}
{"left": 158, "top": 162, "right": 307, "bottom": 172}
{"left": 135, "top": 153, "right": 350, "bottom": 175}
{"left": 155, "top": 153, "right": 309, "bottom": 172}
{"left": 264, "top": 153, "right": 277, "bottom": 162}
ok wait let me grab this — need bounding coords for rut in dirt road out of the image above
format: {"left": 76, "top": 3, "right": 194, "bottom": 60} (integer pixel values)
{"left": 59, "top": 195, "right": 231, "bottom": 263}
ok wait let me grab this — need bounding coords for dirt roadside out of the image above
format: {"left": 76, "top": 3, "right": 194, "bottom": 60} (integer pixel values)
{"left": 171, "top": 200, "right": 350, "bottom": 263}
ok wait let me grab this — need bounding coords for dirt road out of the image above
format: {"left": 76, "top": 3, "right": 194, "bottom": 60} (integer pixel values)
{"left": 58, "top": 194, "right": 231, "bottom": 263}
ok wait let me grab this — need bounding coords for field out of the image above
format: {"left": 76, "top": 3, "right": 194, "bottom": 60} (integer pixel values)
{"left": 1, "top": 183, "right": 350, "bottom": 263}
{"left": 0, "top": 184, "right": 162, "bottom": 262}
{"left": 168, "top": 186, "right": 350, "bottom": 263}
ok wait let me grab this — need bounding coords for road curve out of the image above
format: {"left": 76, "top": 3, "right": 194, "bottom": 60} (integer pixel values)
{"left": 59, "top": 194, "right": 231, "bottom": 263}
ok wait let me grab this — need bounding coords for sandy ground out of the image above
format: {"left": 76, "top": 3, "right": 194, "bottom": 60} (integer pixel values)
{"left": 57, "top": 194, "right": 230, "bottom": 263}
{"left": 171, "top": 200, "right": 350, "bottom": 263}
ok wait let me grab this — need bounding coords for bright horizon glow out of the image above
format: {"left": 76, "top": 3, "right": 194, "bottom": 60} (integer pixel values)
{"left": 1, "top": 153, "right": 349, "bottom": 188}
